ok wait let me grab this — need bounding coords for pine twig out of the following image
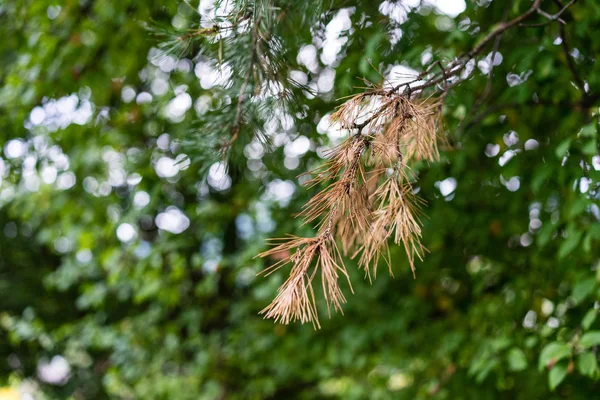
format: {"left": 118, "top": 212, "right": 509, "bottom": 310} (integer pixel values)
{"left": 521, "top": 0, "right": 578, "bottom": 27}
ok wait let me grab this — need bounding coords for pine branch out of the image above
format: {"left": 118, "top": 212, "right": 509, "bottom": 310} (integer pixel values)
{"left": 258, "top": 91, "right": 442, "bottom": 327}
{"left": 386, "top": 0, "right": 544, "bottom": 98}
{"left": 521, "top": 0, "right": 578, "bottom": 27}
{"left": 255, "top": 0, "right": 587, "bottom": 328}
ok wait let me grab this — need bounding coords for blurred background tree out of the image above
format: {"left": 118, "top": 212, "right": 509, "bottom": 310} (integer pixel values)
{"left": 1, "top": 0, "right": 599, "bottom": 398}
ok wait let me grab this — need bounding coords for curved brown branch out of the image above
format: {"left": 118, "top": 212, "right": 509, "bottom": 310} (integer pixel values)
{"left": 388, "top": 0, "right": 543, "bottom": 97}
{"left": 521, "top": 0, "right": 578, "bottom": 27}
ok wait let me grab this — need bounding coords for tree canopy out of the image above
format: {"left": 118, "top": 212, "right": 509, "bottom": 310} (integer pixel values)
{"left": 1, "top": 0, "right": 600, "bottom": 398}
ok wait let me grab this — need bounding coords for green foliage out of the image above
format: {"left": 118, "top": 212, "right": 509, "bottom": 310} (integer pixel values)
{"left": 1, "top": 0, "right": 600, "bottom": 398}
{"left": 579, "top": 331, "right": 600, "bottom": 349}
{"left": 548, "top": 362, "right": 568, "bottom": 391}
{"left": 577, "top": 352, "right": 597, "bottom": 377}
{"left": 538, "top": 342, "right": 571, "bottom": 371}
{"left": 507, "top": 348, "right": 528, "bottom": 372}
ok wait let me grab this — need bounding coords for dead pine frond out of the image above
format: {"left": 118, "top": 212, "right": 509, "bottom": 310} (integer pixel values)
{"left": 300, "top": 135, "right": 365, "bottom": 190}
{"left": 299, "top": 134, "right": 370, "bottom": 227}
{"left": 335, "top": 188, "right": 371, "bottom": 256}
{"left": 358, "top": 184, "right": 427, "bottom": 280}
{"left": 259, "top": 86, "right": 445, "bottom": 328}
{"left": 257, "top": 233, "right": 353, "bottom": 329}
{"left": 382, "top": 179, "right": 427, "bottom": 277}
{"left": 397, "top": 98, "right": 444, "bottom": 163}
{"left": 355, "top": 208, "right": 392, "bottom": 282}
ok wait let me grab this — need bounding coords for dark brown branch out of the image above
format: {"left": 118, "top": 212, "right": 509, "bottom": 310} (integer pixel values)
{"left": 389, "top": 0, "right": 542, "bottom": 95}
{"left": 345, "top": 0, "right": 543, "bottom": 134}
{"left": 537, "top": 8, "right": 566, "bottom": 24}
{"left": 226, "top": 11, "right": 261, "bottom": 149}
{"left": 558, "top": 23, "right": 586, "bottom": 93}
{"left": 228, "top": 73, "right": 251, "bottom": 147}
{"left": 473, "top": 1, "right": 513, "bottom": 112}
{"left": 466, "top": 0, "right": 542, "bottom": 57}
{"left": 521, "top": 0, "right": 578, "bottom": 27}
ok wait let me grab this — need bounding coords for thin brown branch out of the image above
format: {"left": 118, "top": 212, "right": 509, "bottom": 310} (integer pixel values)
{"left": 521, "top": 0, "right": 578, "bottom": 27}
{"left": 221, "top": 10, "right": 263, "bottom": 150}
{"left": 177, "top": 11, "right": 253, "bottom": 41}
{"left": 227, "top": 72, "right": 251, "bottom": 147}
{"left": 558, "top": 23, "right": 586, "bottom": 93}
{"left": 389, "top": 0, "right": 542, "bottom": 96}
{"left": 472, "top": 1, "right": 512, "bottom": 114}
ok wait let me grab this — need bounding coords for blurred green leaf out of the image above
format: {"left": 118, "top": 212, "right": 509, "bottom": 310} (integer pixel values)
{"left": 507, "top": 348, "right": 528, "bottom": 371}
{"left": 548, "top": 363, "right": 568, "bottom": 391}
{"left": 576, "top": 352, "right": 597, "bottom": 377}
{"left": 559, "top": 230, "right": 583, "bottom": 259}
{"left": 580, "top": 331, "right": 600, "bottom": 349}
{"left": 582, "top": 309, "right": 597, "bottom": 330}
{"left": 579, "top": 123, "right": 597, "bottom": 138}
{"left": 539, "top": 343, "right": 571, "bottom": 371}
{"left": 571, "top": 278, "right": 597, "bottom": 305}
{"left": 555, "top": 139, "right": 571, "bottom": 158}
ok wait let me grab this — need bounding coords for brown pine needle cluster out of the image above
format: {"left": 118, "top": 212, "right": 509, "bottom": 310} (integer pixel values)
{"left": 258, "top": 234, "right": 352, "bottom": 329}
{"left": 257, "top": 88, "right": 443, "bottom": 328}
